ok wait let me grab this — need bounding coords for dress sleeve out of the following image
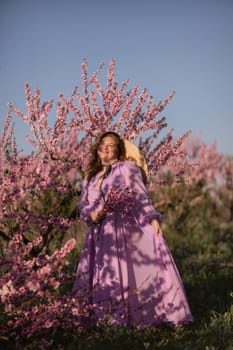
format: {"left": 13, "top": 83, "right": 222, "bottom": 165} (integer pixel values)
{"left": 78, "top": 178, "right": 103, "bottom": 224}
{"left": 122, "top": 161, "right": 162, "bottom": 225}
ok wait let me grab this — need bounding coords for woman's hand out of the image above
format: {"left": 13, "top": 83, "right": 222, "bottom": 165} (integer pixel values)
{"left": 90, "top": 211, "right": 106, "bottom": 223}
{"left": 90, "top": 211, "right": 101, "bottom": 223}
{"left": 151, "top": 219, "right": 162, "bottom": 236}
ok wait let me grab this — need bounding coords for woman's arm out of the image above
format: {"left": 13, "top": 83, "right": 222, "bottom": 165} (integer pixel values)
{"left": 78, "top": 178, "right": 99, "bottom": 224}
{"left": 122, "top": 161, "right": 163, "bottom": 234}
{"left": 78, "top": 175, "right": 106, "bottom": 224}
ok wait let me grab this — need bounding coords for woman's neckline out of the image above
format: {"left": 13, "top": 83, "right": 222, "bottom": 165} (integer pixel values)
{"left": 101, "top": 160, "right": 119, "bottom": 169}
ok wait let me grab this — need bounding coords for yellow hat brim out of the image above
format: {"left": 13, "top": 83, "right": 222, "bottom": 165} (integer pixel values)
{"left": 124, "top": 140, "right": 148, "bottom": 177}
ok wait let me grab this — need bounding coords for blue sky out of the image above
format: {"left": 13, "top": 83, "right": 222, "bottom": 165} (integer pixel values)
{"left": 0, "top": 0, "right": 233, "bottom": 156}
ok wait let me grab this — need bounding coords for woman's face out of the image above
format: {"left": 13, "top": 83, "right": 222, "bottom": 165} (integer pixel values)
{"left": 97, "top": 135, "right": 119, "bottom": 165}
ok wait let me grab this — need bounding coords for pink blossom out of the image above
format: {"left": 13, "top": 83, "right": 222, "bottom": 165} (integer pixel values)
{"left": 0, "top": 280, "right": 16, "bottom": 302}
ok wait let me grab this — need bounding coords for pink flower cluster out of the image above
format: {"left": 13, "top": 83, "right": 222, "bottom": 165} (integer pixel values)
{"left": 98, "top": 187, "right": 135, "bottom": 219}
{"left": 0, "top": 233, "right": 86, "bottom": 345}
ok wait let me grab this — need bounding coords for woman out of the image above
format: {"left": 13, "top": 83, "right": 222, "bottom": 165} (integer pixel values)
{"left": 74, "top": 131, "right": 193, "bottom": 328}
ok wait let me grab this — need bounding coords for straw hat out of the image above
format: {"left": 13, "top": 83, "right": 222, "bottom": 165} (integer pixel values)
{"left": 124, "top": 139, "right": 148, "bottom": 179}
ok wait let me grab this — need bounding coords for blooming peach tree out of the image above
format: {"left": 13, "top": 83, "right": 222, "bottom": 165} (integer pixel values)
{"left": 0, "top": 59, "right": 229, "bottom": 348}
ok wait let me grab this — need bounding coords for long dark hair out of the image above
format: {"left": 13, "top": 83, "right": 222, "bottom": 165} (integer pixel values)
{"left": 86, "top": 131, "right": 126, "bottom": 181}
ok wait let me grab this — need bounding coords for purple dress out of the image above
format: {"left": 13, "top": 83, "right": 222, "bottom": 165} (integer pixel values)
{"left": 73, "top": 160, "right": 193, "bottom": 327}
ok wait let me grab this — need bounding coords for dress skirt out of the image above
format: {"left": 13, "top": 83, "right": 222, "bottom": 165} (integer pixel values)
{"left": 73, "top": 161, "right": 193, "bottom": 327}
